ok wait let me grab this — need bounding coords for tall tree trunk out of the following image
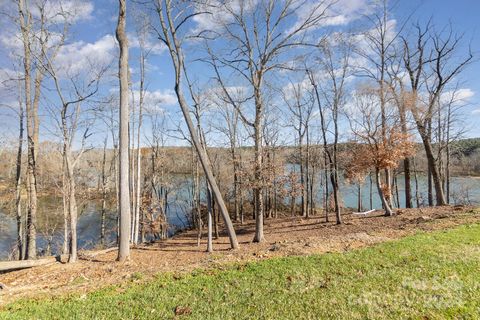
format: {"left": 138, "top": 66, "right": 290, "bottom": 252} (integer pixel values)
{"left": 133, "top": 80, "right": 144, "bottom": 245}
{"left": 62, "top": 152, "right": 69, "bottom": 256}
{"left": 427, "top": 166, "right": 433, "bottom": 206}
{"left": 253, "top": 124, "right": 264, "bottom": 243}
{"left": 311, "top": 76, "right": 341, "bottom": 224}
{"left": 15, "top": 95, "right": 24, "bottom": 260}
{"left": 130, "top": 104, "right": 136, "bottom": 243}
{"left": 299, "top": 139, "right": 306, "bottom": 217}
{"left": 66, "top": 155, "right": 78, "bottom": 263}
{"left": 324, "top": 154, "right": 329, "bottom": 222}
{"left": 100, "top": 136, "right": 108, "bottom": 247}
{"left": 116, "top": 0, "right": 131, "bottom": 262}
{"left": 445, "top": 102, "right": 452, "bottom": 204}
{"left": 18, "top": 0, "right": 38, "bottom": 260}
{"left": 305, "top": 127, "right": 310, "bottom": 218}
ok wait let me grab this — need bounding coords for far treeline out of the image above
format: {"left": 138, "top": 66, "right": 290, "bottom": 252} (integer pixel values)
{"left": 0, "top": 0, "right": 477, "bottom": 263}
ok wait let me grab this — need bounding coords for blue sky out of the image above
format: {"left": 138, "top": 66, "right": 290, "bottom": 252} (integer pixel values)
{"left": 397, "top": 0, "right": 480, "bottom": 136}
{"left": 0, "top": 0, "right": 479, "bottom": 148}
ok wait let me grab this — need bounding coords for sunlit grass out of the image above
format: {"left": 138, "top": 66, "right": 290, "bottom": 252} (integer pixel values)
{"left": 2, "top": 224, "right": 480, "bottom": 319}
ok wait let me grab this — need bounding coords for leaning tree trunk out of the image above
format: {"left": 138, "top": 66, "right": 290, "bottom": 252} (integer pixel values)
{"left": 157, "top": 2, "right": 238, "bottom": 249}
{"left": 375, "top": 168, "right": 393, "bottom": 216}
{"left": 176, "top": 88, "right": 239, "bottom": 249}
{"left": 116, "top": 0, "right": 131, "bottom": 262}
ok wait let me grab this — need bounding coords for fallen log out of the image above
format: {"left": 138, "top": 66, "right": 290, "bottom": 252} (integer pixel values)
{"left": 79, "top": 247, "right": 118, "bottom": 260}
{"left": 352, "top": 209, "right": 376, "bottom": 217}
{"left": 0, "top": 256, "right": 58, "bottom": 273}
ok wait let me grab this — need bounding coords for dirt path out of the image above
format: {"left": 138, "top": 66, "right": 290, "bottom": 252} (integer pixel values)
{"left": 0, "top": 206, "right": 479, "bottom": 305}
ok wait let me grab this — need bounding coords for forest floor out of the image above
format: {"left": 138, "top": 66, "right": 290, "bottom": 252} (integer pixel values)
{"left": 0, "top": 205, "right": 479, "bottom": 307}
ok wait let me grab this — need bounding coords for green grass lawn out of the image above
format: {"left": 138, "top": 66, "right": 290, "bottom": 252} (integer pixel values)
{"left": 2, "top": 224, "right": 480, "bottom": 319}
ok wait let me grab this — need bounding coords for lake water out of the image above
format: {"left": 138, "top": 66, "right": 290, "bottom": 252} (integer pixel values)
{"left": 0, "top": 174, "right": 478, "bottom": 260}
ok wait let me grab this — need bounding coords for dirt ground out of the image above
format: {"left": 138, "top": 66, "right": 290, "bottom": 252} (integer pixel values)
{"left": 0, "top": 206, "right": 479, "bottom": 305}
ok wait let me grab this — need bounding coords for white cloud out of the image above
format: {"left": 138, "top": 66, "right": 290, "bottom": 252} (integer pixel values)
{"left": 132, "top": 89, "right": 178, "bottom": 113}
{"left": 288, "top": 0, "right": 373, "bottom": 34}
{"left": 31, "top": 1, "right": 94, "bottom": 23}
{"left": 191, "top": 0, "right": 259, "bottom": 35}
{"left": 441, "top": 88, "right": 475, "bottom": 105}
{"left": 127, "top": 33, "right": 166, "bottom": 56}
{"left": 0, "top": 68, "right": 19, "bottom": 108}
{"left": 55, "top": 35, "right": 116, "bottom": 75}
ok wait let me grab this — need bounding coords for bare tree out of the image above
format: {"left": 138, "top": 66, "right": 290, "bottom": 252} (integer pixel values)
{"left": 348, "top": 86, "right": 415, "bottom": 216}
{"left": 356, "top": 0, "right": 410, "bottom": 210}
{"left": 209, "top": 90, "right": 244, "bottom": 222}
{"left": 16, "top": 0, "right": 69, "bottom": 259}
{"left": 152, "top": 0, "right": 239, "bottom": 249}
{"left": 208, "top": 0, "right": 331, "bottom": 241}
{"left": 131, "top": 14, "right": 150, "bottom": 245}
{"left": 402, "top": 22, "right": 473, "bottom": 206}
{"left": 282, "top": 80, "right": 314, "bottom": 217}
{"left": 306, "top": 34, "right": 351, "bottom": 222}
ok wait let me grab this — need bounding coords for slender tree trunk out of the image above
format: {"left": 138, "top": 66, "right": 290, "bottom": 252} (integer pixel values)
{"left": 253, "top": 124, "right": 264, "bottom": 243}
{"left": 116, "top": 0, "right": 131, "bottom": 262}
{"left": 232, "top": 148, "right": 239, "bottom": 222}
{"left": 305, "top": 127, "right": 310, "bottom": 218}
{"left": 309, "top": 163, "right": 315, "bottom": 217}
{"left": 404, "top": 158, "right": 412, "bottom": 208}
{"left": 18, "top": 0, "right": 38, "bottom": 260}
{"left": 331, "top": 167, "right": 342, "bottom": 224}
{"left": 193, "top": 151, "right": 202, "bottom": 247}
{"left": 62, "top": 155, "right": 69, "bottom": 255}
{"left": 324, "top": 154, "right": 329, "bottom": 222}
{"left": 130, "top": 103, "right": 136, "bottom": 243}
{"left": 15, "top": 96, "right": 24, "bottom": 260}
{"left": 100, "top": 136, "right": 108, "bottom": 247}
{"left": 290, "top": 195, "right": 296, "bottom": 217}
{"left": 357, "top": 182, "right": 362, "bottom": 212}
{"left": 133, "top": 85, "right": 144, "bottom": 245}
{"left": 299, "top": 139, "right": 306, "bottom": 217}
{"left": 394, "top": 173, "right": 400, "bottom": 208}
{"left": 445, "top": 103, "right": 452, "bottom": 204}
{"left": 412, "top": 156, "right": 420, "bottom": 207}
{"left": 206, "top": 184, "right": 213, "bottom": 253}
{"left": 311, "top": 77, "right": 340, "bottom": 224}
